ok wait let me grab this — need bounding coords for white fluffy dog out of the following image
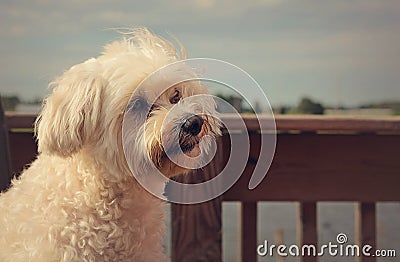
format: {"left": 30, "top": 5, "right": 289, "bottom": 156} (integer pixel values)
{"left": 0, "top": 28, "right": 220, "bottom": 261}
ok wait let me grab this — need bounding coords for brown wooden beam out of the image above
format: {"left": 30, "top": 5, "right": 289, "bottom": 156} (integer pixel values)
{"left": 297, "top": 202, "right": 318, "bottom": 262}
{"left": 171, "top": 199, "right": 222, "bottom": 262}
{"left": 4, "top": 112, "right": 36, "bottom": 129}
{"left": 220, "top": 114, "right": 400, "bottom": 133}
{"left": 355, "top": 203, "right": 376, "bottom": 262}
{"left": 241, "top": 202, "right": 257, "bottom": 262}
{"left": 170, "top": 137, "right": 227, "bottom": 262}
{"left": 8, "top": 132, "right": 38, "bottom": 177}
{"left": 0, "top": 100, "right": 12, "bottom": 191}
{"left": 5, "top": 113, "right": 400, "bottom": 133}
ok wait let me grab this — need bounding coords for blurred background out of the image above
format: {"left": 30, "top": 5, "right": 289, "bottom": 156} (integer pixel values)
{"left": 1, "top": 1, "right": 399, "bottom": 261}
{"left": 0, "top": 0, "right": 399, "bottom": 115}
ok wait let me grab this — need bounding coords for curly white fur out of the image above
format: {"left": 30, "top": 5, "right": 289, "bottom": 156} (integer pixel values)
{"left": 0, "top": 28, "right": 195, "bottom": 261}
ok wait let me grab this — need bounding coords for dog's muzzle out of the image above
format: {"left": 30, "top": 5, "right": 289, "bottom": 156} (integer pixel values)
{"left": 181, "top": 115, "right": 203, "bottom": 136}
{"left": 179, "top": 115, "right": 204, "bottom": 152}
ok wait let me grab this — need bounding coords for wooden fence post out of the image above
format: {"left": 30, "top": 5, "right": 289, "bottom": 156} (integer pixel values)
{"left": 355, "top": 202, "right": 376, "bottom": 262}
{"left": 0, "top": 99, "right": 12, "bottom": 191}
{"left": 297, "top": 202, "right": 318, "bottom": 262}
{"left": 241, "top": 201, "right": 257, "bottom": 262}
{"left": 171, "top": 136, "right": 228, "bottom": 261}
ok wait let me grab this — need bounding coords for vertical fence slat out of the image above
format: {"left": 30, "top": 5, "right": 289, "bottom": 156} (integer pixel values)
{"left": 171, "top": 137, "right": 227, "bottom": 262}
{"left": 297, "top": 202, "right": 318, "bottom": 262}
{"left": 0, "top": 99, "right": 11, "bottom": 191}
{"left": 355, "top": 202, "right": 376, "bottom": 262}
{"left": 241, "top": 202, "right": 257, "bottom": 262}
{"left": 171, "top": 198, "right": 222, "bottom": 262}
{"left": 171, "top": 173, "right": 222, "bottom": 262}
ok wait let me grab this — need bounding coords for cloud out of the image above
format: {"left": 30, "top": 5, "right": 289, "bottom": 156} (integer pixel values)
{"left": 183, "top": 27, "right": 400, "bottom": 74}
{"left": 0, "top": 0, "right": 399, "bottom": 105}
{"left": 0, "top": 0, "right": 288, "bottom": 37}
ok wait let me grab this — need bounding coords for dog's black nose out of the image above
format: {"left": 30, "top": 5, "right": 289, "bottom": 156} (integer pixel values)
{"left": 181, "top": 115, "right": 203, "bottom": 136}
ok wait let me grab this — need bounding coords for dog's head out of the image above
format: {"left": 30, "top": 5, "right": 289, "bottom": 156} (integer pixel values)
{"left": 35, "top": 28, "right": 220, "bottom": 179}
{"left": 123, "top": 73, "right": 221, "bottom": 179}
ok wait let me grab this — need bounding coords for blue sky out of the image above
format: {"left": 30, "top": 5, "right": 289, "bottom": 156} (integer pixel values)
{"left": 0, "top": 0, "right": 399, "bottom": 107}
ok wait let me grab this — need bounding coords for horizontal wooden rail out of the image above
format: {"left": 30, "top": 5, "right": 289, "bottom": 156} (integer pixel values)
{"left": 213, "top": 114, "right": 400, "bottom": 133}
{"left": 4, "top": 113, "right": 37, "bottom": 129}
{"left": 5, "top": 113, "right": 400, "bottom": 133}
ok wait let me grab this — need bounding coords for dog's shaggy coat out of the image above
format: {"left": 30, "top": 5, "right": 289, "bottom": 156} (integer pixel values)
{"left": 0, "top": 28, "right": 211, "bottom": 261}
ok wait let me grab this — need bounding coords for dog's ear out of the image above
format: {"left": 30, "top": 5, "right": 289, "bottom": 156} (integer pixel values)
{"left": 35, "top": 58, "right": 105, "bottom": 157}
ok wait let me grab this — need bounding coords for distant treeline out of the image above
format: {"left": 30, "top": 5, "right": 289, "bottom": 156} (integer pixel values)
{"left": 0, "top": 95, "right": 42, "bottom": 111}
{"left": 1, "top": 94, "right": 400, "bottom": 115}
{"left": 358, "top": 101, "right": 400, "bottom": 115}
{"left": 215, "top": 94, "right": 400, "bottom": 115}
{"left": 277, "top": 99, "right": 400, "bottom": 115}
{"left": 215, "top": 94, "right": 327, "bottom": 115}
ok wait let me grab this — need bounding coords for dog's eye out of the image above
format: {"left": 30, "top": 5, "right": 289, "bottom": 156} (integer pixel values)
{"left": 170, "top": 90, "right": 181, "bottom": 104}
{"left": 147, "top": 104, "right": 160, "bottom": 118}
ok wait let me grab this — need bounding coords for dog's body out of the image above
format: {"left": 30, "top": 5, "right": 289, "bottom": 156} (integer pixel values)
{"left": 0, "top": 154, "right": 166, "bottom": 261}
{"left": 0, "top": 28, "right": 219, "bottom": 261}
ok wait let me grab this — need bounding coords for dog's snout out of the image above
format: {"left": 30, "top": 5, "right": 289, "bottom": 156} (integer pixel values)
{"left": 181, "top": 115, "right": 203, "bottom": 136}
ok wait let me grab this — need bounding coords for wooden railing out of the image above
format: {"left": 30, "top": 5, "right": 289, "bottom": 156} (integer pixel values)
{"left": 2, "top": 113, "right": 400, "bottom": 262}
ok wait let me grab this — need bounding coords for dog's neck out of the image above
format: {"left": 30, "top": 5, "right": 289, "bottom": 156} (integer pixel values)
{"left": 134, "top": 172, "right": 168, "bottom": 199}
{"left": 75, "top": 148, "right": 168, "bottom": 201}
